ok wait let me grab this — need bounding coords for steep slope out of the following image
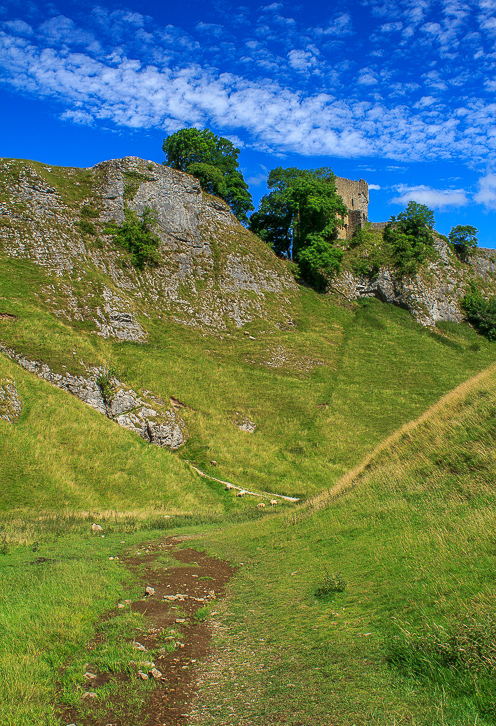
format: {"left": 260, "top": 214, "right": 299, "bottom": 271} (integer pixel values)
{"left": 193, "top": 362, "right": 496, "bottom": 725}
{"left": 0, "top": 156, "right": 297, "bottom": 336}
{"left": 335, "top": 231, "right": 496, "bottom": 327}
{"left": 1, "top": 156, "right": 496, "bottom": 513}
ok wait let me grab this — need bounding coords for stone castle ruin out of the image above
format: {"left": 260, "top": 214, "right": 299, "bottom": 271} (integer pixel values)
{"left": 334, "top": 176, "right": 369, "bottom": 240}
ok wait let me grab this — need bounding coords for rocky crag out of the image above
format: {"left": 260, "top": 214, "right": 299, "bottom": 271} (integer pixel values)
{"left": 0, "top": 343, "right": 186, "bottom": 448}
{"left": 334, "top": 237, "right": 496, "bottom": 327}
{"left": 0, "top": 156, "right": 297, "bottom": 339}
{"left": 1, "top": 154, "right": 496, "bottom": 340}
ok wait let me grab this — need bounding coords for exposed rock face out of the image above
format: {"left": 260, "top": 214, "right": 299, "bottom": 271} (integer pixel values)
{"left": 0, "top": 345, "right": 185, "bottom": 449}
{"left": 0, "top": 378, "right": 21, "bottom": 422}
{"left": 332, "top": 239, "right": 496, "bottom": 327}
{"left": 0, "top": 156, "right": 297, "bottom": 338}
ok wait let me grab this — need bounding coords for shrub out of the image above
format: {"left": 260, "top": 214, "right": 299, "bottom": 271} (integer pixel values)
{"left": 96, "top": 373, "right": 114, "bottom": 406}
{"left": 461, "top": 288, "right": 496, "bottom": 341}
{"left": 449, "top": 225, "right": 478, "bottom": 262}
{"left": 314, "top": 571, "right": 346, "bottom": 599}
{"left": 78, "top": 219, "right": 96, "bottom": 235}
{"left": 105, "top": 207, "right": 160, "bottom": 270}
{"left": 350, "top": 226, "right": 388, "bottom": 277}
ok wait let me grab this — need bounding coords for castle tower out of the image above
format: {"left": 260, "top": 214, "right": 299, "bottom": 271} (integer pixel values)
{"left": 334, "top": 177, "right": 369, "bottom": 240}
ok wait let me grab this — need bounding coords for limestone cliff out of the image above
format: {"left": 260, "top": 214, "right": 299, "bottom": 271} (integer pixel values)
{"left": 333, "top": 237, "right": 496, "bottom": 327}
{"left": 0, "top": 156, "right": 297, "bottom": 339}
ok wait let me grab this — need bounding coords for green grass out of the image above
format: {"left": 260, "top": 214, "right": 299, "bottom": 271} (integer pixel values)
{"left": 0, "top": 523, "right": 151, "bottom": 726}
{"left": 3, "top": 157, "right": 496, "bottom": 724}
{"left": 190, "top": 364, "right": 496, "bottom": 725}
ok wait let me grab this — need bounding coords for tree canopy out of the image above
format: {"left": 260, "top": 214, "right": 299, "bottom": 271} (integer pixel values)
{"left": 162, "top": 128, "right": 253, "bottom": 223}
{"left": 249, "top": 167, "right": 347, "bottom": 289}
{"left": 383, "top": 201, "right": 436, "bottom": 277}
{"left": 449, "top": 225, "right": 478, "bottom": 261}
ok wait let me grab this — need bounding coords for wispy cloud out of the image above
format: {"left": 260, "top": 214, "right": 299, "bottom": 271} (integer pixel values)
{"left": 1, "top": 0, "right": 496, "bottom": 168}
{"left": 474, "top": 173, "right": 496, "bottom": 208}
{"left": 391, "top": 184, "right": 469, "bottom": 208}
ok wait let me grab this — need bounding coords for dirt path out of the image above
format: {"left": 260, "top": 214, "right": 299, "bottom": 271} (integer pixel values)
{"left": 59, "top": 537, "right": 235, "bottom": 726}
{"left": 187, "top": 463, "right": 300, "bottom": 502}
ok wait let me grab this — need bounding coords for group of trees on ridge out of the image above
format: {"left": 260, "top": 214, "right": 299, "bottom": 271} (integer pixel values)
{"left": 101, "top": 125, "right": 493, "bottom": 339}
{"left": 162, "top": 127, "right": 480, "bottom": 291}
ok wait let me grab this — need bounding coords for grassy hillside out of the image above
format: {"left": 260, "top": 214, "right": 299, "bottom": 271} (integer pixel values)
{"left": 1, "top": 247, "right": 496, "bottom": 514}
{"left": 3, "top": 157, "right": 496, "bottom": 725}
{"left": 191, "top": 363, "right": 496, "bottom": 725}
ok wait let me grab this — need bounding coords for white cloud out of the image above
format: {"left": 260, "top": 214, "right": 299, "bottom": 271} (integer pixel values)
{"left": 313, "top": 14, "right": 353, "bottom": 37}
{"left": 287, "top": 49, "right": 318, "bottom": 72}
{"left": 474, "top": 173, "right": 496, "bottom": 208}
{"left": 195, "top": 22, "right": 226, "bottom": 37}
{"left": 2, "top": 19, "right": 32, "bottom": 34}
{"left": 369, "top": 183, "right": 381, "bottom": 190}
{"left": 1, "top": 3, "right": 496, "bottom": 167}
{"left": 391, "top": 184, "right": 469, "bottom": 208}
{"left": 380, "top": 21, "right": 403, "bottom": 31}
{"left": 38, "top": 15, "right": 95, "bottom": 46}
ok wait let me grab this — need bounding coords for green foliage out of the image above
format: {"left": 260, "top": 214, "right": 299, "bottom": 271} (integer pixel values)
{"left": 349, "top": 225, "right": 389, "bottom": 277}
{"left": 383, "top": 201, "right": 436, "bottom": 277}
{"left": 298, "top": 235, "right": 343, "bottom": 291}
{"left": 122, "top": 170, "right": 154, "bottom": 201}
{"left": 449, "top": 224, "right": 479, "bottom": 261}
{"left": 81, "top": 206, "right": 100, "bottom": 219}
{"left": 78, "top": 219, "right": 96, "bottom": 235}
{"left": 461, "top": 287, "right": 496, "bottom": 340}
{"left": 96, "top": 373, "right": 114, "bottom": 405}
{"left": 314, "top": 571, "right": 346, "bottom": 599}
{"left": 249, "top": 166, "right": 347, "bottom": 288}
{"left": 105, "top": 207, "right": 160, "bottom": 270}
{"left": 162, "top": 128, "right": 253, "bottom": 223}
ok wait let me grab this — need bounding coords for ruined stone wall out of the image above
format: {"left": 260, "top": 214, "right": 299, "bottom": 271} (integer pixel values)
{"left": 334, "top": 177, "right": 369, "bottom": 240}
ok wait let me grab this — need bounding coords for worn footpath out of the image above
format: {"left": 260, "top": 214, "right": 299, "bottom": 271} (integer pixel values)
{"left": 59, "top": 536, "right": 235, "bottom": 726}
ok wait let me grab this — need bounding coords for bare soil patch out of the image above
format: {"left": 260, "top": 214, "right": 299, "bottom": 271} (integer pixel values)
{"left": 58, "top": 536, "right": 235, "bottom": 726}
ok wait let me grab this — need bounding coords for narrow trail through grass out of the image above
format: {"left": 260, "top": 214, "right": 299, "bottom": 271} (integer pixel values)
{"left": 187, "top": 463, "right": 300, "bottom": 502}
{"left": 308, "top": 360, "right": 496, "bottom": 513}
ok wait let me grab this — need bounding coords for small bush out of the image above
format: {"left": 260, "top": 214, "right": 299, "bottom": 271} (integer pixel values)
{"left": 314, "top": 572, "right": 346, "bottom": 599}
{"left": 195, "top": 605, "right": 212, "bottom": 622}
{"left": 81, "top": 205, "right": 100, "bottom": 219}
{"left": 96, "top": 373, "right": 114, "bottom": 405}
{"left": 78, "top": 219, "right": 96, "bottom": 235}
{"left": 461, "top": 288, "right": 496, "bottom": 341}
{"left": 105, "top": 207, "right": 160, "bottom": 270}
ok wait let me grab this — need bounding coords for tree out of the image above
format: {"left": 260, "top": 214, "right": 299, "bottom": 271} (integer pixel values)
{"left": 249, "top": 167, "right": 347, "bottom": 289}
{"left": 449, "top": 225, "right": 478, "bottom": 261}
{"left": 383, "top": 201, "right": 436, "bottom": 276}
{"left": 162, "top": 128, "right": 253, "bottom": 223}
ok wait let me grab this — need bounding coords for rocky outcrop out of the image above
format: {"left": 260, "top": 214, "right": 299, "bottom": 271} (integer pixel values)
{"left": 332, "top": 239, "right": 496, "bottom": 327}
{"left": 0, "top": 378, "right": 21, "bottom": 422}
{"left": 0, "top": 345, "right": 185, "bottom": 449}
{"left": 0, "top": 157, "right": 297, "bottom": 337}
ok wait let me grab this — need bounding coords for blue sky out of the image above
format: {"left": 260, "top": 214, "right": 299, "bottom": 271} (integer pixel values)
{"left": 2, "top": 0, "right": 496, "bottom": 246}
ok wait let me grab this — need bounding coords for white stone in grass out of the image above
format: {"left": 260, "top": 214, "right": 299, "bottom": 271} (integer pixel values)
{"left": 132, "top": 641, "right": 147, "bottom": 651}
{"left": 84, "top": 672, "right": 97, "bottom": 682}
{"left": 81, "top": 692, "right": 97, "bottom": 700}
{"left": 91, "top": 523, "right": 103, "bottom": 533}
{"left": 137, "top": 670, "right": 149, "bottom": 680}
{"left": 150, "top": 668, "right": 163, "bottom": 679}
{"left": 145, "top": 586, "right": 155, "bottom": 596}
